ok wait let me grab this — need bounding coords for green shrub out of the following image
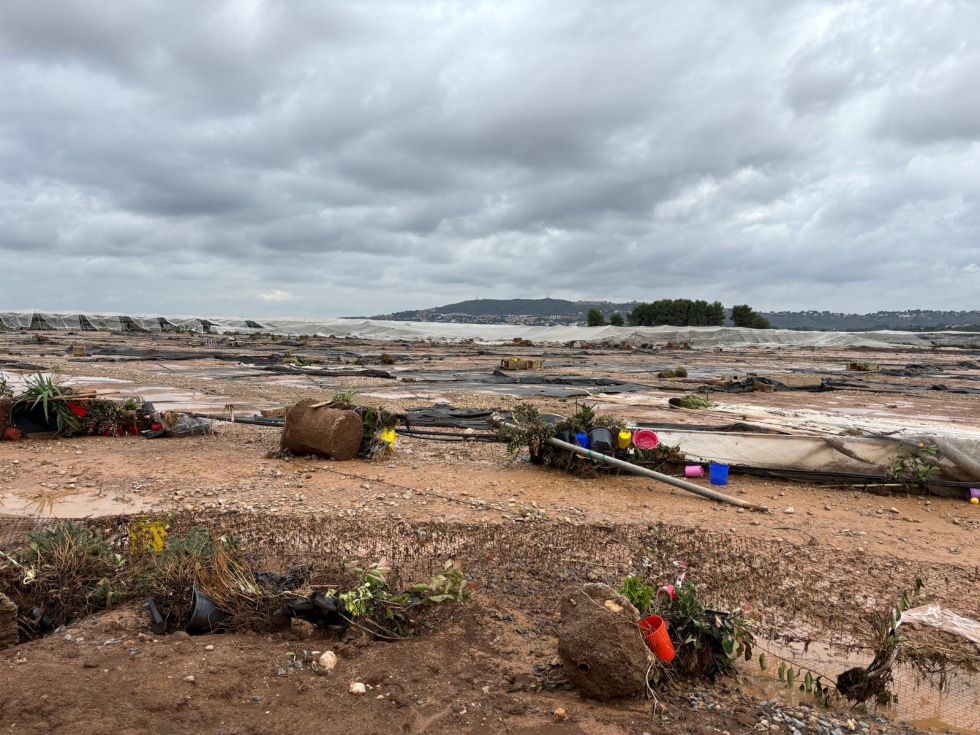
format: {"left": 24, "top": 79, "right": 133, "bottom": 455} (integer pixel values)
{"left": 617, "top": 576, "right": 655, "bottom": 614}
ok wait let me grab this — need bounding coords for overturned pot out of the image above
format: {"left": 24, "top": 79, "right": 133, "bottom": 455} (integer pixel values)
{"left": 186, "top": 588, "right": 226, "bottom": 635}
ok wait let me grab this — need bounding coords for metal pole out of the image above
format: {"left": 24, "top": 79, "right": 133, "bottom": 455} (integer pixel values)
{"left": 538, "top": 432, "right": 769, "bottom": 513}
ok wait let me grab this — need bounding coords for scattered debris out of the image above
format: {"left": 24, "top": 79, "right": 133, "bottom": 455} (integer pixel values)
{"left": 498, "top": 357, "right": 545, "bottom": 371}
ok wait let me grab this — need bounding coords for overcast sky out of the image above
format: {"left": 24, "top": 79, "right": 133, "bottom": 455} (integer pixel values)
{"left": 1, "top": 1, "right": 978, "bottom": 317}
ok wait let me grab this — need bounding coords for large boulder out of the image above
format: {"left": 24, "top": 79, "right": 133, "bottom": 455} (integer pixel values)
{"left": 280, "top": 399, "right": 363, "bottom": 460}
{"left": 557, "top": 583, "right": 651, "bottom": 701}
{"left": 0, "top": 397, "right": 11, "bottom": 438}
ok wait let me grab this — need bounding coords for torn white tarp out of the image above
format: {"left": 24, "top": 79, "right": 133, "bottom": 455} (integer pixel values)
{"left": 901, "top": 604, "right": 980, "bottom": 647}
{"left": 3, "top": 310, "right": 979, "bottom": 348}
{"left": 649, "top": 429, "right": 980, "bottom": 488}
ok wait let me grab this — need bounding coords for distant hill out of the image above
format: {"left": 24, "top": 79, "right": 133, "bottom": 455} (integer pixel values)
{"left": 764, "top": 310, "right": 980, "bottom": 331}
{"left": 371, "top": 300, "right": 980, "bottom": 330}
{"left": 373, "top": 298, "right": 639, "bottom": 325}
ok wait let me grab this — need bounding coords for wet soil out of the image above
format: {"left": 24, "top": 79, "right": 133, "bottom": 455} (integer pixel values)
{"left": 2, "top": 332, "right": 980, "bottom": 733}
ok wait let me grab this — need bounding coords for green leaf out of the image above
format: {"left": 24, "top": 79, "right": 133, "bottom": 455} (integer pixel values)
{"left": 721, "top": 636, "right": 735, "bottom": 657}
{"left": 804, "top": 671, "right": 813, "bottom": 693}
{"left": 786, "top": 668, "right": 795, "bottom": 688}
{"left": 778, "top": 662, "right": 786, "bottom": 682}
{"left": 759, "top": 653, "right": 767, "bottom": 671}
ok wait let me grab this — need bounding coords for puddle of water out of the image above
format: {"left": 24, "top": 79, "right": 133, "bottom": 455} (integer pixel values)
{"left": 743, "top": 639, "right": 980, "bottom": 735}
{"left": 0, "top": 490, "right": 154, "bottom": 518}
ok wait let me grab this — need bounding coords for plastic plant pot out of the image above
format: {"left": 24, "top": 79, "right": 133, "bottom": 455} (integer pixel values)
{"left": 638, "top": 615, "right": 675, "bottom": 663}
{"left": 632, "top": 429, "right": 659, "bottom": 450}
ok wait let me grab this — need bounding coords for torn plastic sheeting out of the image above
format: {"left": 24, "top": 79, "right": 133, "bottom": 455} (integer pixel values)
{"left": 650, "top": 429, "right": 980, "bottom": 487}
{"left": 402, "top": 406, "right": 510, "bottom": 429}
{"left": 901, "top": 604, "right": 980, "bottom": 647}
{"left": 144, "top": 413, "right": 212, "bottom": 438}
{"left": 708, "top": 376, "right": 833, "bottom": 393}
{"left": 254, "top": 364, "right": 395, "bottom": 379}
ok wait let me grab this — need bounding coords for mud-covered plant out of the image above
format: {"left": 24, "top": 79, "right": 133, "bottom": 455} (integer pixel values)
{"left": 759, "top": 654, "right": 835, "bottom": 708}
{"left": 330, "top": 561, "right": 469, "bottom": 637}
{"left": 496, "top": 403, "right": 555, "bottom": 460}
{"left": 837, "top": 581, "right": 923, "bottom": 704}
{"left": 9, "top": 522, "right": 124, "bottom": 628}
{"left": 618, "top": 576, "right": 655, "bottom": 614}
{"left": 677, "top": 395, "right": 712, "bottom": 410}
{"left": 78, "top": 397, "right": 141, "bottom": 436}
{"left": 330, "top": 388, "right": 360, "bottom": 409}
{"left": 888, "top": 443, "right": 940, "bottom": 489}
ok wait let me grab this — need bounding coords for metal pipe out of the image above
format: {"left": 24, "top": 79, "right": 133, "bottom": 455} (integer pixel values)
{"left": 536, "top": 430, "right": 769, "bottom": 513}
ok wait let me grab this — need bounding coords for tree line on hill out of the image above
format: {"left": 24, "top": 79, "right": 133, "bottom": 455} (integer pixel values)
{"left": 587, "top": 300, "right": 771, "bottom": 329}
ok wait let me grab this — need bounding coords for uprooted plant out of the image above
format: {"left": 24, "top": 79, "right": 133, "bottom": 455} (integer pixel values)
{"left": 1, "top": 522, "right": 471, "bottom": 641}
{"left": 676, "top": 394, "right": 713, "bottom": 410}
{"left": 497, "top": 402, "right": 678, "bottom": 477}
{"left": 888, "top": 443, "right": 940, "bottom": 490}
{"left": 835, "top": 581, "right": 923, "bottom": 705}
{"left": 15, "top": 371, "right": 80, "bottom": 433}
{"left": 329, "top": 561, "right": 470, "bottom": 638}
{"left": 656, "top": 578, "right": 755, "bottom": 681}
{"left": 0, "top": 522, "right": 125, "bottom": 634}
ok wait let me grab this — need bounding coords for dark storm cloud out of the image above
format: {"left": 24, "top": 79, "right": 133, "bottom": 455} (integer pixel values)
{"left": 1, "top": 0, "right": 979, "bottom": 316}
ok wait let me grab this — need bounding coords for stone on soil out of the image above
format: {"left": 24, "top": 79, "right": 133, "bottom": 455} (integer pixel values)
{"left": 557, "top": 583, "right": 651, "bottom": 701}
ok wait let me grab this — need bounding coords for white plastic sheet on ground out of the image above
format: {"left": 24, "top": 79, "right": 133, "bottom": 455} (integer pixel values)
{"left": 901, "top": 604, "right": 980, "bottom": 647}
{"left": 3, "top": 310, "right": 978, "bottom": 348}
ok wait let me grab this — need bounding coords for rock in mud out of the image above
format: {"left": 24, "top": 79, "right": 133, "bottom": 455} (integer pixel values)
{"left": 557, "top": 583, "right": 651, "bottom": 701}
{"left": 280, "top": 399, "right": 363, "bottom": 460}
{"left": 0, "top": 592, "right": 18, "bottom": 649}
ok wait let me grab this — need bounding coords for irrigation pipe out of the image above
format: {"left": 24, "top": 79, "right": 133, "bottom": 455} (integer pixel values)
{"left": 502, "top": 422, "right": 768, "bottom": 512}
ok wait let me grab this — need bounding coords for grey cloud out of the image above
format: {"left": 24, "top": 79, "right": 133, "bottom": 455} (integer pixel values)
{"left": 1, "top": 0, "right": 979, "bottom": 317}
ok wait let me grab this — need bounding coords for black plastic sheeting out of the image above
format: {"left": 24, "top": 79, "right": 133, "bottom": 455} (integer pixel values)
{"left": 705, "top": 376, "right": 833, "bottom": 393}
{"left": 402, "top": 407, "right": 508, "bottom": 430}
{"left": 0, "top": 360, "right": 45, "bottom": 371}
{"left": 400, "top": 370, "right": 651, "bottom": 397}
{"left": 703, "top": 375, "right": 980, "bottom": 396}
{"left": 252, "top": 364, "right": 395, "bottom": 379}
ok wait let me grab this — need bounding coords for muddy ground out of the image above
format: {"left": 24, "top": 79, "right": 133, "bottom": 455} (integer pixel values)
{"left": 2, "top": 331, "right": 980, "bottom": 734}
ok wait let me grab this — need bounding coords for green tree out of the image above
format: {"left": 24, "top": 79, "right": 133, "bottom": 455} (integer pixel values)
{"left": 706, "top": 301, "right": 725, "bottom": 326}
{"left": 732, "top": 304, "right": 771, "bottom": 329}
{"left": 609, "top": 312, "right": 625, "bottom": 326}
{"left": 587, "top": 308, "right": 606, "bottom": 327}
{"left": 731, "top": 304, "right": 753, "bottom": 327}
